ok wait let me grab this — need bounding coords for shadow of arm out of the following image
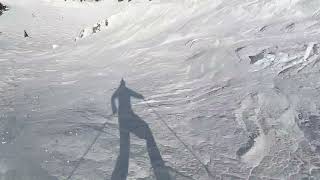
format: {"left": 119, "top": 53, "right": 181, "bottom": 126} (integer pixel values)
{"left": 128, "top": 88, "right": 144, "bottom": 99}
{"left": 111, "top": 89, "right": 119, "bottom": 114}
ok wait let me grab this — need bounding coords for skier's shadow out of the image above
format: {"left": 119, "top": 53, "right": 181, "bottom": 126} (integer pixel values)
{"left": 110, "top": 79, "right": 171, "bottom": 180}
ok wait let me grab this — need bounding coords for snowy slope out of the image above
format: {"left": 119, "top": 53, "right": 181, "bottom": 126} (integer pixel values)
{"left": 1, "top": 0, "right": 320, "bottom": 179}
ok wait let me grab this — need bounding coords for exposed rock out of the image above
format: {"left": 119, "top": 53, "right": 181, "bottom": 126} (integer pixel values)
{"left": 75, "top": 19, "right": 108, "bottom": 41}
{"left": 236, "top": 131, "right": 260, "bottom": 157}
{"left": 248, "top": 46, "right": 278, "bottom": 64}
{"left": 24, "top": 30, "right": 29, "bottom": 38}
{"left": 0, "top": 2, "right": 8, "bottom": 16}
{"left": 259, "top": 25, "right": 269, "bottom": 32}
{"left": 283, "top": 22, "right": 295, "bottom": 33}
{"left": 249, "top": 51, "right": 265, "bottom": 64}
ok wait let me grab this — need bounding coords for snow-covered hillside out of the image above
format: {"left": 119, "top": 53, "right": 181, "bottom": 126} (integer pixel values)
{"left": 1, "top": 0, "right": 320, "bottom": 179}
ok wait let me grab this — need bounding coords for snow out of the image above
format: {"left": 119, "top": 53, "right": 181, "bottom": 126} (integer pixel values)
{"left": 1, "top": 0, "right": 320, "bottom": 179}
{"left": 52, "top": 44, "right": 59, "bottom": 49}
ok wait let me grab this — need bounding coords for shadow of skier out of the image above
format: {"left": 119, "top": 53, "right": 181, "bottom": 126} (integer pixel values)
{"left": 110, "top": 79, "right": 171, "bottom": 180}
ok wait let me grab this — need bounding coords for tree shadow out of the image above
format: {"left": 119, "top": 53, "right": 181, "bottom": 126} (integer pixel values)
{"left": 110, "top": 79, "right": 171, "bottom": 180}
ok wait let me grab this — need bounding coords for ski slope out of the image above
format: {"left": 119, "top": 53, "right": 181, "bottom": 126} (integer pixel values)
{"left": 1, "top": 0, "right": 320, "bottom": 179}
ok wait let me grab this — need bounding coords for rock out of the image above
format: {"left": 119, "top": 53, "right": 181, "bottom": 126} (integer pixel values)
{"left": 236, "top": 131, "right": 259, "bottom": 157}
{"left": 92, "top": 23, "right": 101, "bottom": 34}
{"left": 24, "top": 30, "right": 29, "bottom": 38}
{"left": 75, "top": 18, "right": 108, "bottom": 41}
{"left": 249, "top": 50, "right": 265, "bottom": 64}
{"left": 284, "top": 22, "right": 295, "bottom": 33}
{"left": 0, "top": 2, "right": 6, "bottom": 10}
{"left": 0, "top": 2, "right": 8, "bottom": 16}
{"left": 259, "top": 25, "right": 268, "bottom": 32}
{"left": 248, "top": 46, "right": 278, "bottom": 64}
{"left": 105, "top": 19, "right": 108, "bottom": 27}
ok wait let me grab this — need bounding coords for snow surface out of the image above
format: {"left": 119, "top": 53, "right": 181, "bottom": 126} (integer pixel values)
{"left": 1, "top": 0, "right": 320, "bottom": 179}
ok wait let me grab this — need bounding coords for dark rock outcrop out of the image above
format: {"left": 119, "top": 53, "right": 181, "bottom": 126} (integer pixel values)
{"left": 236, "top": 131, "right": 260, "bottom": 157}
{"left": 249, "top": 51, "right": 265, "bottom": 64}
{"left": 0, "top": 2, "right": 8, "bottom": 16}
{"left": 24, "top": 30, "right": 29, "bottom": 38}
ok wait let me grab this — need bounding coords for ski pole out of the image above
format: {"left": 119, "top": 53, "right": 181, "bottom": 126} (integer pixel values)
{"left": 66, "top": 114, "right": 115, "bottom": 180}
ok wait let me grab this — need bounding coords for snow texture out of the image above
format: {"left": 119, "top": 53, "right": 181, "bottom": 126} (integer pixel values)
{"left": 1, "top": 0, "right": 320, "bottom": 179}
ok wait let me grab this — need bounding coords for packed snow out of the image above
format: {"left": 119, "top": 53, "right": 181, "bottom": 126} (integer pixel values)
{"left": 1, "top": 0, "right": 320, "bottom": 179}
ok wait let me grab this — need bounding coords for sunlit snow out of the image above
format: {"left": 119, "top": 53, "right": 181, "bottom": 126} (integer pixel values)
{"left": 1, "top": 0, "right": 320, "bottom": 179}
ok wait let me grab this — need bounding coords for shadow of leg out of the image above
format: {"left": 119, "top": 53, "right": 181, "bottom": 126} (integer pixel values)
{"left": 111, "top": 129, "right": 130, "bottom": 180}
{"left": 146, "top": 132, "right": 171, "bottom": 180}
{"left": 130, "top": 114, "right": 171, "bottom": 180}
